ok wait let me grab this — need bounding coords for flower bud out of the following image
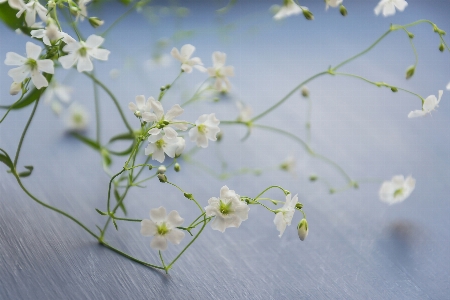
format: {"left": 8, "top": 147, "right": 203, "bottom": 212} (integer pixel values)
{"left": 10, "top": 82, "right": 21, "bottom": 95}
{"left": 157, "top": 173, "right": 167, "bottom": 183}
{"left": 216, "top": 132, "right": 223, "bottom": 142}
{"left": 302, "top": 9, "right": 314, "bottom": 20}
{"left": 405, "top": 65, "right": 415, "bottom": 80}
{"left": 439, "top": 43, "right": 445, "bottom": 52}
{"left": 339, "top": 5, "right": 347, "bottom": 17}
{"left": 309, "top": 175, "right": 318, "bottom": 182}
{"left": 89, "top": 17, "right": 104, "bottom": 28}
{"left": 408, "top": 32, "right": 414, "bottom": 39}
{"left": 158, "top": 165, "right": 166, "bottom": 174}
{"left": 295, "top": 203, "right": 303, "bottom": 210}
{"left": 301, "top": 86, "right": 309, "bottom": 98}
{"left": 391, "top": 87, "right": 398, "bottom": 92}
{"left": 174, "top": 163, "right": 180, "bottom": 172}
{"left": 48, "top": 1, "right": 56, "bottom": 8}
{"left": 297, "top": 219, "right": 308, "bottom": 241}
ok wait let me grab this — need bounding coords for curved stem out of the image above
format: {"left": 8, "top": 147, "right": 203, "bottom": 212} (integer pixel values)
{"left": 253, "top": 185, "right": 287, "bottom": 200}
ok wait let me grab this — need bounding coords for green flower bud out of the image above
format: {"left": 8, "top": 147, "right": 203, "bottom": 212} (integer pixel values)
{"left": 439, "top": 43, "right": 445, "bottom": 52}
{"left": 405, "top": 65, "right": 415, "bottom": 80}
{"left": 302, "top": 9, "right": 314, "bottom": 21}
{"left": 339, "top": 5, "right": 347, "bottom": 17}
{"left": 295, "top": 203, "right": 303, "bottom": 210}
{"left": 297, "top": 219, "right": 308, "bottom": 241}
{"left": 216, "top": 132, "right": 223, "bottom": 142}
{"left": 391, "top": 87, "right": 398, "bottom": 92}
{"left": 408, "top": 32, "right": 414, "bottom": 39}
{"left": 89, "top": 17, "right": 104, "bottom": 28}
{"left": 174, "top": 163, "right": 180, "bottom": 172}
{"left": 309, "top": 175, "right": 318, "bottom": 182}
{"left": 157, "top": 174, "right": 167, "bottom": 183}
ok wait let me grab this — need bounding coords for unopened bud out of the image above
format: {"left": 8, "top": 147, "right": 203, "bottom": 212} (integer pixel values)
{"left": 295, "top": 203, "right": 303, "bottom": 210}
{"left": 439, "top": 43, "right": 445, "bottom": 52}
{"left": 391, "top": 87, "right": 398, "bottom": 92}
{"left": 405, "top": 65, "right": 415, "bottom": 80}
{"left": 301, "top": 86, "right": 309, "bottom": 98}
{"left": 10, "top": 82, "right": 21, "bottom": 95}
{"left": 216, "top": 132, "right": 223, "bottom": 142}
{"left": 297, "top": 219, "right": 308, "bottom": 241}
{"left": 302, "top": 9, "right": 314, "bottom": 20}
{"left": 160, "top": 86, "right": 166, "bottom": 91}
{"left": 408, "top": 32, "right": 414, "bottom": 39}
{"left": 89, "top": 17, "right": 104, "bottom": 28}
{"left": 157, "top": 173, "right": 167, "bottom": 183}
{"left": 339, "top": 5, "right": 347, "bottom": 17}
{"left": 309, "top": 175, "right": 318, "bottom": 182}
{"left": 158, "top": 165, "right": 166, "bottom": 174}
{"left": 174, "top": 163, "right": 180, "bottom": 172}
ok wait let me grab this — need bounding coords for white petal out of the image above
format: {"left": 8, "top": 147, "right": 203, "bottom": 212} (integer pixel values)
{"left": 212, "top": 51, "right": 226, "bottom": 68}
{"left": 274, "top": 212, "right": 287, "bottom": 237}
{"left": 5, "top": 52, "right": 26, "bottom": 66}
{"left": 142, "top": 112, "right": 157, "bottom": 122}
{"left": 30, "top": 28, "right": 45, "bottom": 39}
{"left": 148, "top": 128, "right": 161, "bottom": 136}
{"left": 166, "top": 229, "right": 185, "bottom": 245}
{"left": 140, "top": 219, "right": 157, "bottom": 236}
{"left": 163, "top": 127, "right": 178, "bottom": 140}
{"left": 166, "top": 210, "right": 184, "bottom": 227}
{"left": 135, "top": 95, "right": 146, "bottom": 110}
{"left": 26, "top": 42, "right": 42, "bottom": 60}
{"left": 150, "top": 98, "right": 164, "bottom": 119}
{"left": 144, "top": 143, "right": 156, "bottom": 156}
{"left": 37, "top": 59, "right": 54, "bottom": 74}
{"left": 85, "top": 34, "right": 104, "bottom": 48}
{"left": 77, "top": 55, "right": 93, "bottom": 72}
{"left": 89, "top": 48, "right": 110, "bottom": 61}
{"left": 165, "top": 105, "right": 184, "bottom": 121}
{"left": 152, "top": 147, "right": 165, "bottom": 163}
{"left": 171, "top": 121, "right": 188, "bottom": 131}
{"left": 446, "top": 82, "right": 450, "bottom": 90}
{"left": 163, "top": 142, "right": 177, "bottom": 158}
{"left": 150, "top": 206, "right": 166, "bottom": 223}
{"left": 170, "top": 47, "right": 182, "bottom": 61}
{"left": 59, "top": 53, "right": 78, "bottom": 69}
{"left": 407, "top": 110, "right": 426, "bottom": 118}
{"left": 222, "top": 66, "right": 234, "bottom": 77}
{"left": 210, "top": 216, "right": 227, "bottom": 232}
{"left": 8, "top": 65, "right": 30, "bottom": 83}
{"left": 25, "top": 9, "right": 36, "bottom": 27}
{"left": 8, "top": 0, "right": 24, "bottom": 10}
{"left": 437, "top": 90, "right": 443, "bottom": 104}
{"left": 128, "top": 102, "right": 137, "bottom": 112}
{"left": 150, "top": 235, "right": 168, "bottom": 251}
{"left": 181, "top": 64, "right": 193, "bottom": 73}
{"left": 180, "top": 44, "right": 195, "bottom": 60}
{"left": 30, "top": 69, "right": 48, "bottom": 89}
{"left": 219, "top": 186, "right": 230, "bottom": 199}
{"left": 382, "top": 3, "right": 396, "bottom": 17}
{"left": 394, "top": 0, "right": 408, "bottom": 11}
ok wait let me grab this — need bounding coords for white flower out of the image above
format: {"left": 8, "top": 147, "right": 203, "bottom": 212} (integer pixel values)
{"left": 325, "top": 0, "right": 342, "bottom": 10}
{"left": 30, "top": 23, "right": 69, "bottom": 46}
{"left": 273, "top": 0, "right": 304, "bottom": 20}
{"left": 446, "top": 82, "right": 450, "bottom": 90}
{"left": 140, "top": 207, "right": 185, "bottom": 251}
{"left": 189, "top": 113, "right": 220, "bottom": 148}
{"left": 205, "top": 186, "right": 249, "bottom": 232}
{"left": 128, "top": 95, "right": 152, "bottom": 118}
{"left": 9, "top": 82, "right": 21, "bottom": 95}
{"left": 44, "top": 81, "right": 73, "bottom": 104}
{"left": 3, "top": 0, "right": 24, "bottom": 10}
{"left": 174, "top": 136, "right": 185, "bottom": 157}
{"left": 76, "top": 0, "right": 91, "bottom": 21}
{"left": 59, "top": 34, "right": 110, "bottom": 73}
{"left": 280, "top": 155, "right": 296, "bottom": 172}
{"left": 379, "top": 175, "right": 415, "bottom": 205}
{"left": 274, "top": 193, "right": 298, "bottom": 237}
{"left": 16, "top": 0, "right": 48, "bottom": 27}
{"left": 297, "top": 218, "right": 308, "bottom": 241}
{"left": 206, "top": 52, "right": 234, "bottom": 91}
{"left": 170, "top": 44, "right": 204, "bottom": 73}
{"left": 65, "top": 102, "right": 89, "bottom": 131}
{"left": 142, "top": 98, "right": 188, "bottom": 139}
{"left": 374, "top": 0, "right": 408, "bottom": 17}
{"left": 236, "top": 101, "right": 252, "bottom": 122}
{"left": 145, "top": 133, "right": 180, "bottom": 163}
{"left": 5, "top": 42, "right": 54, "bottom": 89}
{"left": 408, "top": 90, "right": 443, "bottom": 118}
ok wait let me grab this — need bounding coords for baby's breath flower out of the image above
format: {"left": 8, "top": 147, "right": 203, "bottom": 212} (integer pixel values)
{"left": 204, "top": 186, "right": 249, "bottom": 232}
{"left": 30, "top": 23, "right": 70, "bottom": 46}
{"left": 141, "top": 207, "right": 185, "bottom": 251}
{"left": 65, "top": 102, "right": 89, "bottom": 131}
{"left": 273, "top": 0, "right": 306, "bottom": 20}
{"left": 273, "top": 193, "right": 298, "bottom": 237}
{"left": 189, "top": 113, "right": 220, "bottom": 148}
{"left": 170, "top": 44, "right": 205, "bottom": 73}
{"left": 379, "top": 175, "right": 415, "bottom": 205}
{"left": 297, "top": 218, "right": 308, "bottom": 241}
{"left": 16, "top": 0, "right": 47, "bottom": 27}
{"left": 143, "top": 99, "right": 188, "bottom": 139}
{"left": 374, "top": 0, "right": 408, "bottom": 17}
{"left": 5, "top": 42, "right": 54, "bottom": 89}
{"left": 76, "top": 0, "right": 91, "bottom": 22}
{"left": 236, "top": 101, "right": 252, "bottom": 122}
{"left": 408, "top": 90, "right": 443, "bottom": 118}
{"left": 145, "top": 133, "right": 181, "bottom": 163}
{"left": 206, "top": 52, "right": 234, "bottom": 91}
{"left": 128, "top": 95, "right": 152, "bottom": 118}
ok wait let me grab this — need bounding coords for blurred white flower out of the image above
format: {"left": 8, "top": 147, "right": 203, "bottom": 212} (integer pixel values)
{"left": 171, "top": 44, "right": 204, "bottom": 73}
{"left": 145, "top": 133, "right": 180, "bottom": 163}
{"left": 140, "top": 207, "right": 185, "bottom": 251}
{"left": 206, "top": 52, "right": 234, "bottom": 91}
{"left": 379, "top": 175, "right": 415, "bottom": 205}
{"left": 9, "top": 82, "right": 21, "bottom": 95}
{"left": 128, "top": 95, "right": 152, "bottom": 118}
{"left": 446, "top": 82, "right": 450, "bottom": 90}
{"left": 5, "top": 42, "right": 54, "bottom": 89}
{"left": 109, "top": 68, "right": 120, "bottom": 79}
{"left": 236, "top": 101, "right": 252, "bottom": 122}
{"left": 16, "top": 0, "right": 47, "bottom": 27}
{"left": 59, "top": 34, "right": 110, "bottom": 73}
{"left": 280, "top": 155, "right": 296, "bottom": 173}
{"left": 189, "top": 113, "right": 220, "bottom": 148}
{"left": 273, "top": 0, "right": 304, "bottom": 20}
{"left": 205, "top": 186, "right": 249, "bottom": 232}
{"left": 374, "top": 0, "right": 407, "bottom": 17}
{"left": 274, "top": 193, "right": 298, "bottom": 237}
{"left": 325, "top": 0, "right": 342, "bottom": 10}
{"left": 44, "top": 81, "right": 73, "bottom": 104}
{"left": 408, "top": 90, "right": 443, "bottom": 118}
{"left": 66, "top": 103, "right": 89, "bottom": 131}
{"left": 143, "top": 99, "right": 188, "bottom": 139}
{"left": 31, "top": 23, "right": 69, "bottom": 46}
{"left": 76, "top": 0, "right": 91, "bottom": 21}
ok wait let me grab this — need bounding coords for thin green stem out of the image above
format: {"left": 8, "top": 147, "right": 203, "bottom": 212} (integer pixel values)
{"left": 0, "top": 92, "right": 26, "bottom": 123}
{"left": 159, "top": 251, "right": 167, "bottom": 273}
{"left": 181, "top": 78, "right": 211, "bottom": 107}
{"left": 112, "top": 216, "right": 142, "bottom": 222}
{"left": 101, "top": 3, "right": 140, "bottom": 37}
{"left": 253, "top": 185, "right": 287, "bottom": 200}
{"left": 159, "top": 71, "right": 183, "bottom": 102}
{"left": 92, "top": 70, "right": 101, "bottom": 144}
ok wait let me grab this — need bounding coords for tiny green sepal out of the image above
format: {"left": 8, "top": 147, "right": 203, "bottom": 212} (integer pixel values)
{"left": 405, "top": 65, "right": 415, "bottom": 80}
{"left": 439, "top": 43, "right": 445, "bottom": 52}
{"left": 95, "top": 208, "right": 108, "bottom": 216}
{"left": 113, "top": 219, "right": 119, "bottom": 231}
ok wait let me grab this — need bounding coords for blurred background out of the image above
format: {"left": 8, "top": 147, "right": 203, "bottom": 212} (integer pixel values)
{"left": 1, "top": 0, "right": 450, "bottom": 299}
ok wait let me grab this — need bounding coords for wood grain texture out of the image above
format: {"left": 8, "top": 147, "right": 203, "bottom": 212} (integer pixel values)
{"left": 1, "top": 1, "right": 450, "bottom": 299}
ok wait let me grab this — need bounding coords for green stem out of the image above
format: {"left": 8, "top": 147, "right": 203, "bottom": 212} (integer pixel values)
{"left": 113, "top": 216, "right": 142, "bottom": 222}
{"left": 92, "top": 70, "right": 101, "bottom": 144}
{"left": 101, "top": 2, "right": 142, "bottom": 37}
{"left": 181, "top": 78, "right": 211, "bottom": 107}
{"left": 159, "top": 71, "right": 183, "bottom": 102}
{"left": 159, "top": 251, "right": 167, "bottom": 273}
{"left": 0, "top": 91, "right": 26, "bottom": 123}
{"left": 253, "top": 185, "right": 287, "bottom": 200}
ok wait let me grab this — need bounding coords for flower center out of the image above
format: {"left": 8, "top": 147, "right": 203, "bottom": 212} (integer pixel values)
{"left": 156, "top": 222, "right": 169, "bottom": 235}
{"left": 79, "top": 47, "right": 88, "bottom": 57}
{"left": 73, "top": 113, "right": 83, "bottom": 124}
{"left": 393, "top": 188, "right": 404, "bottom": 198}
{"left": 25, "top": 58, "right": 38, "bottom": 71}
{"left": 219, "top": 200, "right": 232, "bottom": 215}
{"left": 197, "top": 124, "right": 207, "bottom": 134}
{"left": 155, "top": 139, "right": 166, "bottom": 149}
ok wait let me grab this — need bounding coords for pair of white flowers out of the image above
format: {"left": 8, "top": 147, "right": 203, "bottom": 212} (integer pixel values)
{"left": 171, "top": 44, "right": 235, "bottom": 92}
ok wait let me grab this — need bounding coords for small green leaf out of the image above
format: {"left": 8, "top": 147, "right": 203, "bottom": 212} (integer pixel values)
{"left": 113, "top": 219, "right": 118, "bottom": 231}
{"left": 101, "top": 148, "right": 112, "bottom": 167}
{"left": 71, "top": 133, "right": 101, "bottom": 151}
{"left": 95, "top": 208, "right": 107, "bottom": 216}
{"left": 0, "top": 148, "right": 14, "bottom": 172}
{"left": 109, "top": 132, "right": 134, "bottom": 143}
{"left": 18, "top": 165, "right": 34, "bottom": 177}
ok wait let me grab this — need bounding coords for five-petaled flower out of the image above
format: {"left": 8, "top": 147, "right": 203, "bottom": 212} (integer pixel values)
{"left": 16, "top": 0, "right": 48, "bottom": 27}
{"left": 143, "top": 99, "right": 188, "bottom": 139}
{"left": 379, "top": 175, "right": 415, "bottom": 205}
{"left": 273, "top": 0, "right": 305, "bottom": 20}
{"left": 141, "top": 207, "right": 185, "bottom": 251}
{"left": 5, "top": 42, "right": 54, "bottom": 89}
{"left": 145, "top": 133, "right": 181, "bottom": 163}
{"left": 374, "top": 0, "right": 408, "bottom": 17}
{"left": 128, "top": 95, "right": 152, "bottom": 118}
{"left": 31, "top": 23, "right": 70, "bottom": 46}
{"left": 273, "top": 193, "right": 298, "bottom": 237}
{"left": 171, "top": 44, "right": 205, "bottom": 73}
{"left": 189, "top": 113, "right": 220, "bottom": 148}
{"left": 59, "top": 34, "right": 110, "bottom": 72}
{"left": 206, "top": 51, "right": 234, "bottom": 91}
{"left": 205, "top": 186, "right": 250, "bottom": 232}
{"left": 408, "top": 90, "right": 443, "bottom": 118}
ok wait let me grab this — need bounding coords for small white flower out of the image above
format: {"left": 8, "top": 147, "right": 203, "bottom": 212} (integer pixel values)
{"left": 189, "top": 113, "right": 220, "bottom": 148}
{"left": 128, "top": 95, "right": 152, "bottom": 118}
{"left": 236, "top": 101, "right": 252, "bottom": 122}
{"left": 3, "top": 0, "right": 24, "bottom": 10}
{"left": 9, "top": 82, "right": 21, "bottom": 95}
{"left": 273, "top": 0, "right": 304, "bottom": 20}
{"left": 65, "top": 102, "right": 89, "bottom": 131}
{"left": 374, "top": 0, "right": 408, "bottom": 17}
{"left": 297, "top": 218, "right": 308, "bottom": 241}
{"left": 77, "top": 0, "right": 91, "bottom": 21}
{"left": 16, "top": 0, "right": 48, "bottom": 27}
{"left": 143, "top": 98, "right": 188, "bottom": 139}
{"left": 280, "top": 155, "right": 296, "bottom": 172}
{"left": 325, "top": 0, "right": 343, "bottom": 10}
{"left": 408, "top": 90, "right": 443, "bottom": 118}
{"left": 171, "top": 44, "right": 204, "bottom": 73}
{"left": 446, "top": 82, "right": 450, "bottom": 90}
{"left": 274, "top": 193, "right": 298, "bottom": 237}
{"left": 44, "top": 81, "right": 73, "bottom": 104}
{"left": 379, "top": 175, "right": 415, "bottom": 205}
{"left": 206, "top": 52, "right": 234, "bottom": 91}
{"left": 30, "top": 23, "right": 69, "bottom": 46}
{"left": 59, "top": 34, "right": 110, "bottom": 73}
{"left": 109, "top": 68, "right": 120, "bottom": 79}
{"left": 5, "top": 42, "right": 54, "bottom": 89}
{"left": 145, "top": 133, "right": 180, "bottom": 163}
{"left": 205, "top": 186, "right": 249, "bottom": 232}
{"left": 140, "top": 207, "right": 185, "bottom": 251}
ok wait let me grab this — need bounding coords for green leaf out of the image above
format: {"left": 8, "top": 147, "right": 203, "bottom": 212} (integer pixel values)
{"left": 18, "top": 165, "right": 33, "bottom": 177}
{"left": 71, "top": 133, "right": 101, "bottom": 151}
{"left": 95, "top": 208, "right": 107, "bottom": 216}
{"left": 108, "top": 142, "right": 135, "bottom": 156}
{"left": 0, "top": 3, "right": 23, "bottom": 31}
{"left": 0, "top": 148, "right": 14, "bottom": 172}
{"left": 112, "top": 219, "right": 118, "bottom": 231}
{"left": 0, "top": 75, "right": 52, "bottom": 110}
{"left": 109, "top": 132, "right": 135, "bottom": 143}
{"left": 101, "top": 148, "right": 112, "bottom": 167}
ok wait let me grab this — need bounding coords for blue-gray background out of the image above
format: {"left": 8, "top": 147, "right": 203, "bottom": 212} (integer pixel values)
{"left": 1, "top": 0, "right": 449, "bottom": 299}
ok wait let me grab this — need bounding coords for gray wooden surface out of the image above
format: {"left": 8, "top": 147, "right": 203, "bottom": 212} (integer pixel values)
{"left": 1, "top": 1, "right": 450, "bottom": 299}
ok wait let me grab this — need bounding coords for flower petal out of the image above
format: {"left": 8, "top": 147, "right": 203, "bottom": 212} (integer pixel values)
{"left": 8, "top": 65, "right": 30, "bottom": 83}
{"left": 150, "top": 206, "right": 166, "bottom": 223}
{"left": 166, "top": 210, "right": 184, "bottom": 227}
{"left": 150, "top": 235, "right": 168, "bottom": 251}
{"left": 170, "top": 47, "right": 182, "bottom": 61}
{"left": 140, "top": 219, "right": 157, "bottom": 236}
{"left": 59, "top": 53, "right": 78, "bottom": 69}
{"left": 166, "top": 229, "right": 185, "bottom": 245}
{"left": 128, "top": 102, "right": 137, "bottom": 112}
{"left": 274, "top": 212, "right": 287, "bottom": 237}
{"left": 30, "top": 69, "right": 48, "bottom": 89}
{"left": 5, "top": 52, "right": 26, "bottom": 66}
{"left": 212, "top": 51, "right": 226, "bottom": 68}
{"left": 37, "top": 59, "right": 54, "bottom": 74}
{"left": 210, "top": 216, "right": 227, "bottom": 232}
{"left": 144, "top": 143, "right": 156, "bottom": 156}
{"left": 152, "top": 147, "right": 165, "bottom": 163}
{"left": 165, "top": 105, "right": 184, "bottom": 121}
{"left": 163, "top": 127, "right": 178, "bottom": 140}
{"left": 77, "top": 55, "right": 93, "bottom": 72}
{"left": 89, "top": 48, "right": 110, "bottom": 61}
{"left": 135, "top": 95, "right": 145, "bottom": 110}
{"left": 180, "top": 44, "right": 195, "bottom": 61}
{"left": 142, "top": 112, "right": 157, "bottom": 122}
{"left": 150, "top": 98, "right": 164, "bottom": 119}
{"left": 85, "top": 34, "right": 104, "bottom": 48}
{"left": 408, "top": 110, "right": 426, "bottom": 118}
{"left": 26, "top": 42, "right": 42, "bottom": 60}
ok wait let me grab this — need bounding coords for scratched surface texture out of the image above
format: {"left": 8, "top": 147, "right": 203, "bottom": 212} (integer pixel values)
{"left": 1, "top": 0, "right": 450, "bottom": 299}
